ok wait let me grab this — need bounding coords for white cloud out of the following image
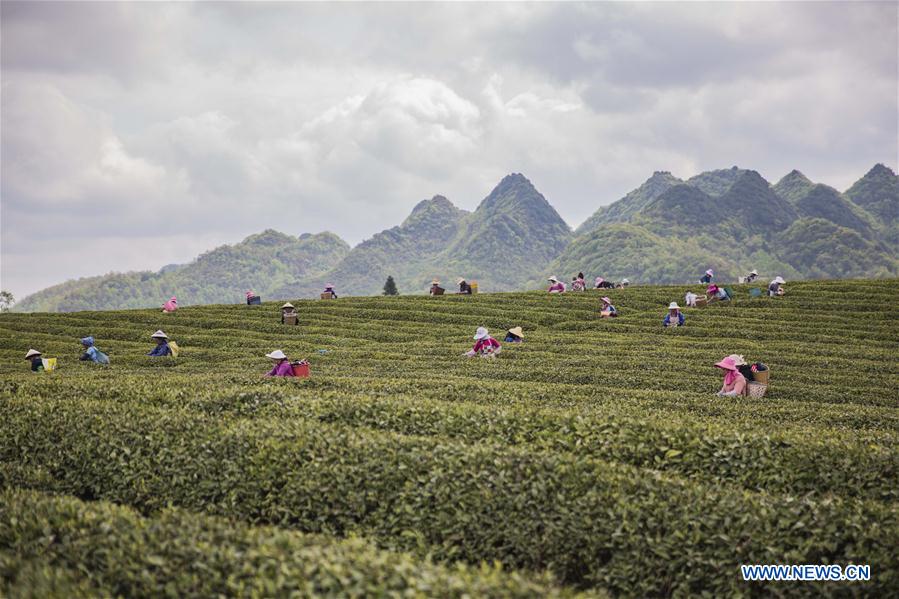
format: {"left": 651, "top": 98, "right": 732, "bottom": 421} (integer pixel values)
{"left": 1, "top": 1, "right": 896, "bottom": 298}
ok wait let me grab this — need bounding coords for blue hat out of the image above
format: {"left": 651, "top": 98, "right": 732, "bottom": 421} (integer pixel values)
{"left": 80, "top": 336, "right": 94, "bottom": 346}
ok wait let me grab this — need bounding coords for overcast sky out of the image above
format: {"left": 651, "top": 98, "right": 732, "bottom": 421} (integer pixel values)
{"left": 2, "top": 1, "right": 896, "bottom": 298}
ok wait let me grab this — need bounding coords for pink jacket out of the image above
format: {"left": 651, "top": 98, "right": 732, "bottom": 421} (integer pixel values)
{"left": 266, "top": 360, "right": 295, "bottom": 377}
{"left": 472, "top": 337, "right": 501, "bottom": 353}
{"left": 548, "top": 283, "right": 566, "bottom": 293}
{"left": 163, "top": 297, "right": 178, "bottom": 312}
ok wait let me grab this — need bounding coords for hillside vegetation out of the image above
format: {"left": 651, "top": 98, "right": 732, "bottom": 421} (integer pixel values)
{"left": 2, "top": 280, "right": 897, "bottom": 596}
{"left": 14, "top": 164, "right": 899, "bottom": 311}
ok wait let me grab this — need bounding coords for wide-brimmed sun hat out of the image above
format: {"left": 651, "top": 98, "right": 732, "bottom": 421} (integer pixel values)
{"left": 773, "top": 276, "right": 785, "bottom": 284}
{"left": 750, "top": 269, "right": 758, "bottom": 275}
{"left": 508, "top": 326, "right": 524, "bottom": 338}
{"left": 714, "top": 356, "right": 738, "bottom": 371}
{"left": 457, "top": 277, "right": 465, "bottom": 284}
{"left": 25, "top": 349, "right": 41, "bottom": 358}
{"left": 431, "top": 279, "right": 440, "bottom": 284}
{"left": 325, "top": 283, "right": 335, "bottom": 289}
{"left": 595, "top": 277, "right": 604, "bottom": 284}
{"left": 601, "top": 296, "right": 612, "bottom": 304}
{"left": 265, "top": 350, "right": 287, "bottom": 360}
{"left": 80, "top": 336, "right": 94, "bottom": 346}
{"left": 707, "top": 285, "right": 718, "bottom": 293}
{"left": 548, "top": 276, "right": 559, "bottom": 282}
{"left": 473, "top": 327, "right": 489, "bottom": 340}
{"left": 150, "top": 330, "right": 168, "bottom": 339}
{"left": 281, "top": 302, "right": 295, "bottom": 309}
{"left": 706, "top": 269, "right": 714, "bottom": 276}
{"left": 728, "top": 354, "right": 748, "bottom": 366}
{"left": 169, "top": 297, "right": 177, "bottom": 301}
{"left": 668, "top": 302, "right": 680, "bottom": 310}
{"left": 621, "top": 278, "right": 629, "bottom": 284}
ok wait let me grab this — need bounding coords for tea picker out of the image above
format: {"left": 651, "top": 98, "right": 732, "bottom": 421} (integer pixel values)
{"left": 148, "top": 330, "right": 178, "bottom": 357}
{"left": 700, "top": 269, "right": 714, "bottom": 284}
{"left": 547, "top": 276, "right": 566, "bottom": 293}
{"left": 504, "top": 326, "right": 524, "bottom": 343}
{"left": 457, "top": 278, "right": 473, "bottom": 295}
{"left": 162, "top": 296, "right": 178, "bottom": 313}
{"left": 429, "top": 279, "right": 445, "bottom": 295}
{"left": 25, "top": 349, "right": 56, "bottom": 372}
{"left": 281, "top": 303, "right": 299, "bottom": 325}
{"left": 768, "top": 276, "right": 786, "bottom": 297}
{"left": 321, "top": 284, "right": 338, "bottom": 299}
{"left": 246, "top": 290, "right": 262, "bottom": 305}
{"left": 466, "top": 327, "right": 501, "bottom": 358}
{"left": 663, "top": 302, "right": 685, "bottom": 327}
{"left": 79, "top": 336, "right": 110, "bottom": 364}
{"left": 264, "top": 350, "right": 311, "bottom": 378}
{"left": 599, "top": 296, "right": 617, "bottom": 318}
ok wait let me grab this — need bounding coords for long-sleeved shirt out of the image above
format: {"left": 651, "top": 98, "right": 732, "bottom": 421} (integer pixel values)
{"left": 472, "top": 337, "right": 501, "bottom": 354}
{"left": 30, "top": 357, "right": 44, "bottom": 372}
{"left": 148, "top": 342, "right": 172, "bottom": 357}
{"left": 266, "top": 359, "right": 295, "bottom": 377}
{"left": 459, "top": 282, "right": 472, "bottom": 294}
{"left": 548, "top": 283, "right": 566, "bottom": 293}
{"left": 699, "top": 274, "right": 712, "bottom": 284}
{"left": 768, "top": 282, "right": 781, "bottom": 296}
{"left": 663, "top": 312, "right": 686, "bottom": 327}
{"left": 80, "top": 346, "right": 107, "bottom": 363}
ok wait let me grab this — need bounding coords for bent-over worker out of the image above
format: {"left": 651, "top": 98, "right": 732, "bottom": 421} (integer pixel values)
{"left": 79, "top": 336, "right": 109, "bottom": 364}
{"left": 265, "top": 350, "right": 295, "bottom": 377}
{"left": 548, "top": 276, "right": 566, "bottom": 293}
{"left": 600, "top": 296, "right": 617, "bottom": 317}
{"left": 504, "top": 326, "right": 524, "bottom": 343}
{"left": 25, "top": 349, "right": 44, "bottom": 372}
{"left": 457, "top": 278, "right": 472, "bottom": 294}
{"left": 148, "top": 330, "right": 173, "bottom": 357}
{"left": 768, "top": 276, "right": 785, "bottom": 297}
{"left": 162, "top": 296, "right": 178, "bottom": 313}
{"left": 467, "top": 327, "right": 501, "bottom": 357}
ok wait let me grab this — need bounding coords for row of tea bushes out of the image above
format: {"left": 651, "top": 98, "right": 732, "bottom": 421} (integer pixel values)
{"left": 0, "top": 489, "right": 591, "bottom": 598}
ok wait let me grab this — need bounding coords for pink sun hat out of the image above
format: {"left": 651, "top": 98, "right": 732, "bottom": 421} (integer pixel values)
{"left": 707, "top": 284, "right": 718, "bottom": 293}
{"left": 595, "top": 277, "right": 604, "bottom": 284}
{"left": 714, "top": 356, "right": 738, "bottom": 371}
{"left": 706, "top": 269, "right": 714, "bottom": 276}
{"left": 601, "top": 296, "right": 612, "bottom": 304}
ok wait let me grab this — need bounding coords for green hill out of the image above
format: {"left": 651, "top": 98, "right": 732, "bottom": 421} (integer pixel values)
{"left": 14, "top": 165, "right": 899, "bottom": 311}
{"left": 15, "top": 230, "right": 349, "bottom": 312}
{"left": 1, "top": 280, "right": 897, "bottom": 596}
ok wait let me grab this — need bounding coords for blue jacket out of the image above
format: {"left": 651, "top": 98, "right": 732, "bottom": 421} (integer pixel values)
{"left": 148, "top": 342, "right": 172, "bottom": 357}
{"left": 663, "top": 312, "right": 686, "bottom": 327}
{"left": 81, "top": 345, "right": 109, "bottom": 363}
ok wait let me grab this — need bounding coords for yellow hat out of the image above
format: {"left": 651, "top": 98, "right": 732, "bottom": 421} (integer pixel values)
{"left": 507, "top": 326, "right": 524, "bottom": 338}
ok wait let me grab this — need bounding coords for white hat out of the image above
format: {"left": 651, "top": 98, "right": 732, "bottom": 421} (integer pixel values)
{"left": 457, "top": 277, "right": 465, "bottom": 284}
{"left": 773, "top": 276, "right": 785, "bottom": 284}
{"left": 706, "top": 269, "right": 714, "bottom": 276}
{"left": 622, "top": 278, "right": 630, "bottom": 284}
{"left": 265, "top": 350, "right": 287, "bottom": 360}
{"left": 548, "top": 276, "right": 558, "bottom": 282}
{"left": 728, "top": 354, "right": 748, "bottom": 366}
{"left": 281, "top": 302, "right": 295, "bottom": 309}
{"left": 750, "top": 269, "right": 758, "bottom": 275}
{"left": 473, "top": 327, "right": 489, "bottom": 340}
{"left": 150, "top": 330, "right": 168, "bottom": 339}
{"left": 25, "top": 349, "right": 41, "bottom": 358}
{"left": 431, "top": 279, "right": 440, "bottom": 285}
{"left": 668, "top": 302, "right": 680, "bottom": 310}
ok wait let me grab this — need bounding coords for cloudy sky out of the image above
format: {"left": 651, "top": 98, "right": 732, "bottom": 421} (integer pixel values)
{"left": 2, "top": 1, "right": 896, "bottom": 298}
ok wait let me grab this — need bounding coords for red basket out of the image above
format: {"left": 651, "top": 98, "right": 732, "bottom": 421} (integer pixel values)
{"left": 291, "top": 362, "right": 310, "bottom": 378}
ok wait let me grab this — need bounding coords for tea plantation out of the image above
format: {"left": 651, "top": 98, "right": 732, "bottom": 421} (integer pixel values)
{"left": 1, "top": 280, "right": 897, "bottom": 597}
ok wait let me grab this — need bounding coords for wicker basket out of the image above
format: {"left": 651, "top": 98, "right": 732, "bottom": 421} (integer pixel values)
{"left": 747, "top": 382, "right": 768, "bottom": 398}
{"left": 694, "top": 297, "right": 708, "bottom": 308}
{"left": 752, "top": 370, "right": 770, "bottom": 385}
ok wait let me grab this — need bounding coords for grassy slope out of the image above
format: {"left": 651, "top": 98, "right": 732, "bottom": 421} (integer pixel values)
{"left": 1, "top": 280, "right": 897, "bottom": 596}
